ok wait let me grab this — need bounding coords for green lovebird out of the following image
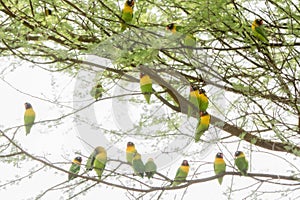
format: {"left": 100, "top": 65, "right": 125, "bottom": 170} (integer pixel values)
{"left": 86, "top": 146, "right": 107, "bottom": 180}
{"left": 24, "top": 102, "right": 36, "bottom": 135}
{"left": 121, "top": 0, "right": 134, "bottom": 31}
{"left": 214, "top": 153, "right": 226, "bottom": 185}
{"left": 126, "top": 141, "right": 137, "bottom": 164}
{"left": 234, "top": 151, "right": 248, "bottom": 176}
{"left": 68, "top": 156, "right": 82, "bottom": 181}
{"left": 188, "top": 86, "right": 209, "bottom": 117}
{"left": 194, "top": 111, "right": 211, "bottom": 142}
{"left": 140, "top": 73, "right": 153, "bottom": 104}
{"left": 252, "top": 19, "right": 268, "bottom": 43}
{"left": 132, "top": 153, "right": 145, "bottom": 178}
{"left": 90, "top": 83, "right": 104, "bottom": 100}
{"left": 166, "top": 23, "right": 196, "bottom": 56}
{"left": 144, "top": 158, "right": 157, "bottom": 179}
{"left": 198, "top": 89, "right": 209, "bottom": 112}
{"left": 44, "top": 7, "right": 52, "bottom": 16}
{"left": 171, "top": 160, "right": 190, "bottom": 187}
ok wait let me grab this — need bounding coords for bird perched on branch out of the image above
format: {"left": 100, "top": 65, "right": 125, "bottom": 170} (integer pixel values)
{"left": 145, "top": 158, "right": 157, "bottom": 179}
{"left": 171, "top": 160, "right": 189, "bottom": 187}
{"left": 68, "top": 156, "right": 82, "bottom": 181}
{"left": 251, "top": 19, "right": 268, "bottom": 43}
{"left": 214, "top": 152, "right": 226, "bottom": 185}
{"left": 90, "top": 83, "right": 104, "bottom": 100}
{"left": 234, "top": 151, "right": 248, "bottom": 176}
{"left": 140, "top": 73, "right": 153, "bottom": 104}
{"left": 121, "top": 0, "right": 135, "bottom": 31}
{"left": 126, "top": 142, "right": 137, "bottom": 164}
{"left": 132, "top": 153, "right": 145, "bottom": 178}
{"left": 194, "top": 111, "right": 210, "bottom": 142}
{"left": 24, "top": 102, "right": 36, "bottom": 135}
{"left": 86, "top": 146, "right": 107, "bottom": 180}
{"left": 166, "top": 23, "right": 196, "bottom": 56}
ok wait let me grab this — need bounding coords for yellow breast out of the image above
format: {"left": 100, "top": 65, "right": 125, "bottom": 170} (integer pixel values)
{"left": 126, "top": 146, "right": 136, "bottom": 153}
{"left": 181, "top": 165, "right": 189, "bottom": 173}
{"left": 26, "top": 108, "right": 35, "bottom": 116}
{"left": 201, "top": 114, "right": 210, "bottom": 124}
{"left": 214, "top": 157, "right": 225, "bottom": 165}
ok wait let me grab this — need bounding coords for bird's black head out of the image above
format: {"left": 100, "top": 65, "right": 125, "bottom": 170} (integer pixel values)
{"left": 255, "top": 19, "right": 263, "bottom": 26}
{"left": 190, "top": 85, "right": 198, "bottom": 91}
{"left": 24, "top": 102, "right": 32, "bottom": 109}
{"left": 199, "top": 88, "right": 206, "bottom": 94}
{"left": 166, "top": 23, "right": 175, "bottom": 31}
{"left": 181, "top": 160, "right": 189, "bottom": 166}
{"left": 96, "top": 83, "right": 102, "bottom": 88}
{"left": 127, "top": 141, "right": 135, "bottom": 147}
{"left": 235, "top": 151, "right": 243, "bottom": 157}
{"left": 75, "top": 156, "right": 82, "bottom": 163}
{"left": 216, "top": 152, "right": 223, "bottom": 158}
{"left": 199, "top": 111, "right": 208, "bottom": 116}
{"left": 126, "top": 0, "right": 134, "bottom": 7}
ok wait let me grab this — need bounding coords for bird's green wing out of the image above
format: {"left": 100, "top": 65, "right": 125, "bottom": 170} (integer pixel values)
{"left": 214, "top": 162, "right": 226, "bottom": 184}
{"left": 94, "top": 154, "right": 107, "bottom": 180}
{"left": 24, "top": 112, "right": 35, "bottom": 134}
{"left": 254, "top": 26, "right": 268, "bottom": 43}
{"left": 172, "top": 167, "right": 187, "bottom": 186}
{"left": 145, "top": 160, "right": 157, "bottom": 179}
{"left": 235, "top": 157, "right": 248, "bottom": 175}
{"left": 86, "top": 151, "right": 96, "bottom": 171}
{"left": 68, "top": 164, "right": 80, "bottom": 180}
{"left": 194, "top": 119, "right": 209, "bottom": 142}
{"left": 132, "top": 159, "right": 145, "bottom": 178}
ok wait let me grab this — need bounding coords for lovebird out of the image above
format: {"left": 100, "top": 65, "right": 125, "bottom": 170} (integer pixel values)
{"left": 140, "top": 73, "right": 153, "bottom": 104}
{"left": 171, "top": 160, "right": 189, "bottom": 187}
{"left": 198, "top": 89, "right": 209, "bottom": 112}
{"left": 86, "top": 146, "right": 107, "bottom": 180}
{"left": 44, "top": 7, "right": 52, "bottom": 16}
{"left": 166, "top": 23, "right": 196, "bottom": 56}
{"left": 188, "top": 86, "right": 209, "bottom": 117}
{"left": 24, "top": 102, "right": 36, "bottom": 135}
{"left": 132, "top": 153, "right": 145, "bottom": 178}
{"left": 144, "top": 158, "right": 157, "bottom": 179}
{"left": 188, "top": 85, "right": 200, "bottom": 117}
{"left": 121, "top": 0, "right": 134, "bottom": 31}
{"left": 68, "top": 156, "right": 82, "bottom": 181}
{"left": 214, "top": 152, "right": 226, "bottom": 185}
{"left": 234, "top": 151, "right": 248, "bottom": 176}
{"left": 126, "top": 141, "right": 137, "bottom": 164}
{"left": 252, "top": 19, "right": 268, "bottom": 43}
{"left": 90, "top": 83, "right": 103, "bottom": 100}
{"left": 194, "top": 111, "right": 210, "bottom": 142}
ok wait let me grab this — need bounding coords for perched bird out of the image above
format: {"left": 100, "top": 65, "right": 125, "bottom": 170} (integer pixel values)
{"left": 126, "top": 142, "right": 137, "bottom": 164}
{"left": 198, "top": 89, "right": 209, "bottom": 112}
{"left": 121, "top": 0, "right": 135, "bottom": 31}
{"left": 188, "top": 86, "right": 208, "bottom": 117}
{"left": 44, "top": 7, "right": 52, "bottom": 16}
{"left": 140, "top": 73, "right": 153, "bottom": 104}
{"left": 171, "top": 160, "right": 190, "bottom": 187}
{"left": 166, "top": 23, "right": 196, "bottom": 56}
{"left": 24, "top": 102, "right": 36, "bottom": 135}
{"left": 144, "top": 158, "right": 157, "bottom": 179}
{"left": 68, "top": 156, "right": 82, "bottom": 181}
{"left": 188, "top": 85, "right": 200, "bottom": 117}
{"left": 132, "top": 153, "right": 145, "bottom": 178}
{"left": 234, "top": 151, "right": 248, "bottom": 176}
{"left": 194, "top": 111, "right": 210, "bottom": 142}
{"left": 214, "top": 153, "right": 226, "bottom": 185}
{"left": 251, "top": 19, "right": 268, "bottom": 43}
{"left": 90, "top": 83, "right": 104, "bottom": 100}
{"left": 86, "top": 146, "right": 107, "bottom": 180}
